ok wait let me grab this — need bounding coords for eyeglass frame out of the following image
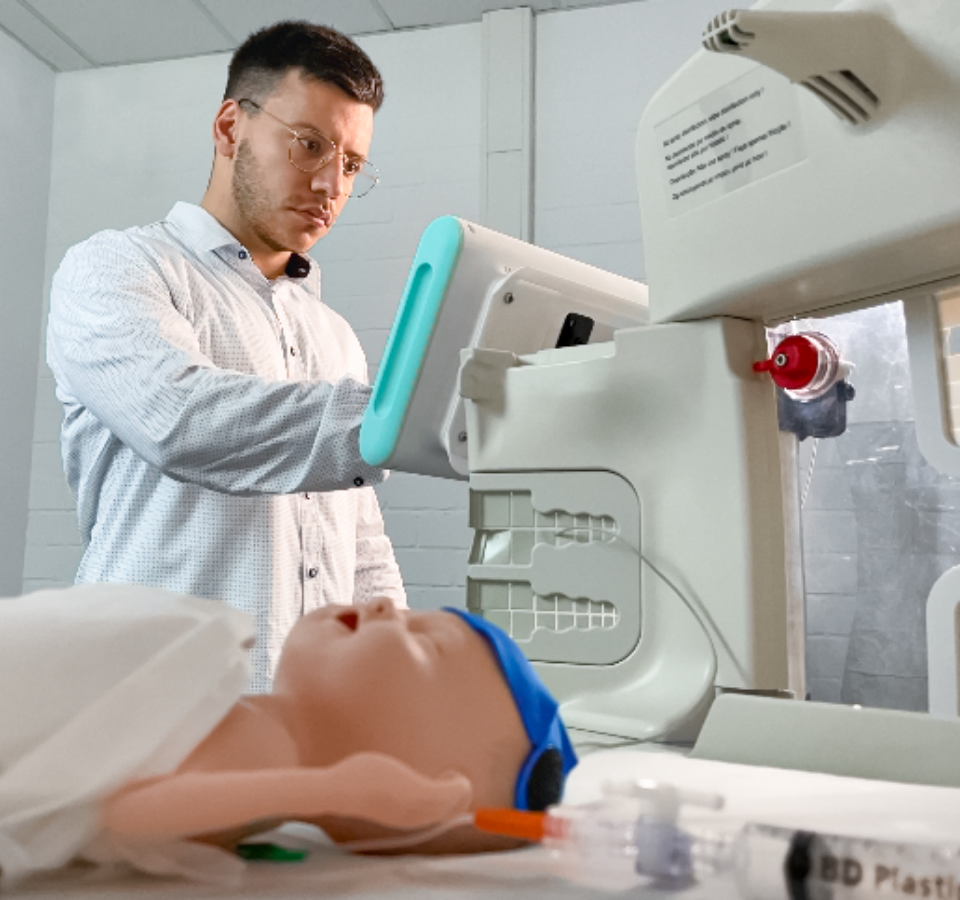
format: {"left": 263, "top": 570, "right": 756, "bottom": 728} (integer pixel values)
{"left": 237, "top": 98, "right": 380, "bottom": 198}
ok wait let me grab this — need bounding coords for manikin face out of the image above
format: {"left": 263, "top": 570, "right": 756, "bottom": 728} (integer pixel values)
{"left": 225, "top": 69, "right": 374, "bottom": 258}
{"left": 274, "top": 601, "right": 531, "bottom": 811}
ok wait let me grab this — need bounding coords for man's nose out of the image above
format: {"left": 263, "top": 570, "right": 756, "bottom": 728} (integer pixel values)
{"left": 310, "top": 156, "right": 349, "bottom": 198}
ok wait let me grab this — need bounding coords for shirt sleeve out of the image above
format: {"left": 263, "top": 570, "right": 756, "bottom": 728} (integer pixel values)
{"left": 353, "top": 487, "right": 407, "bottom": 609}
{"left": 47, "top": 230, "right": 385, "bottom": 497}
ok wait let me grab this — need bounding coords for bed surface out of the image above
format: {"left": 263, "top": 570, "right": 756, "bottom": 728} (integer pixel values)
{"left": 12, "top": 748, "right": 960, "bottom": 899}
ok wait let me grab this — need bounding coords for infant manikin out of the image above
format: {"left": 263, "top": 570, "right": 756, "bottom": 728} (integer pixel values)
{"left": 0, "top": 584, "right": 575, "bottom": 884}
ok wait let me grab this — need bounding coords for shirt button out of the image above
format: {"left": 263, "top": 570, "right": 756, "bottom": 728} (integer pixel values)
{"left": 307, "top": 567, "right": 319, "bottom": 579}
{"left": 303, "top": 493, "right": 311, "bottom": 500}
{"left": 238, "top": 250, "right": 248, "bottom": 259}
{"left": 353, "top": 476, "right": 364, "bottom": 487}
{"left": 290, "top": 346, "right": 297, "bottom": 356}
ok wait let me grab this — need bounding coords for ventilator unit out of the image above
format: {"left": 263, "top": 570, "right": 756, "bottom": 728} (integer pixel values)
{"left": 362, "top": 0, "right": 960, "bottom": 745}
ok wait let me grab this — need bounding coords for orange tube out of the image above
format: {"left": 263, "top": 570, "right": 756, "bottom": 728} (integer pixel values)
{"left": 473, "top": 808, "right": 546, "bottom": 842}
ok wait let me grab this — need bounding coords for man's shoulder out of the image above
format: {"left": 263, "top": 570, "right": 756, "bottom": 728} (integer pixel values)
{"left": 64, "top": 217, "right": 179, "bottom": 262}
{"left": 56, "top": 215, "right": 194, "bottom": 288}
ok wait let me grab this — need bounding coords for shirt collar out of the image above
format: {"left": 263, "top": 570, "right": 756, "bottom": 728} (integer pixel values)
{"left": 165, "top": 201, "right": 318, "bottom": 284}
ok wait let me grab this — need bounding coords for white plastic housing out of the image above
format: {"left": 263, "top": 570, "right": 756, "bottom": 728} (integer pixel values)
{"left": 636, "top": 0, "right": 960, "bottom": 325}
{"left": 376, "top": 219, "right": 649, "bottom": 481}
{"left": 463, "top": 317, "right": 789, "bottom": 741}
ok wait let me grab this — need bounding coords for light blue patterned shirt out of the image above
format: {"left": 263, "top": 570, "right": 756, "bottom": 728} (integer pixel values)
{"left": 47, "top": 202, "right": 406, "bottom": 691}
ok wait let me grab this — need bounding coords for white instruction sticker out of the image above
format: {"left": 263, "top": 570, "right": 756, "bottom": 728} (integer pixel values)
{"left": 655, "top": 67, "right": 806, "bottom": 217}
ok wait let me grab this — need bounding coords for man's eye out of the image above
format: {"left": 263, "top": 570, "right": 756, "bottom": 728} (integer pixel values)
{"left": 343, "top": 159, "right": 362, "bottom": 176}
{"left": 300, "top": 138, "right": 323, "bottom": 155}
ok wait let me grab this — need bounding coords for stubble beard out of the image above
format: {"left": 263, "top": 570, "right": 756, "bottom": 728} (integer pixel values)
{"left": 232, "top": 139, "right": 289, "bottom": 253}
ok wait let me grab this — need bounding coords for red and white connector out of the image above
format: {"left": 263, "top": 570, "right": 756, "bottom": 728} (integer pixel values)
{"left": 753, "top": 332, "right": 848, "bottom": 401}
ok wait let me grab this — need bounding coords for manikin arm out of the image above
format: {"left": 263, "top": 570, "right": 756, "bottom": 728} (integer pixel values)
{"left": 102, "top": 753, "right": 473, "bottom": 842}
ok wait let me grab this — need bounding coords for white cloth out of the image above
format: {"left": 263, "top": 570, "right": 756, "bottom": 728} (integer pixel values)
{"left": 0, "top": 584, "right": 253, "bottom": 884}
{"left": 47, "top": 202, "right": 406, "bottom": 691}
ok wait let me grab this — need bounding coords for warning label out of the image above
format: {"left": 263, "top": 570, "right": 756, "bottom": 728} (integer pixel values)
{"left": 654, "top": 67, "right": 806, "bottom": 217}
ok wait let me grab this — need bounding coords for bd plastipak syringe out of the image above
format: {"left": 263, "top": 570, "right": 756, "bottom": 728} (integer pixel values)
{"left": 472, "top": 781, "right": 960, "bottom": 899}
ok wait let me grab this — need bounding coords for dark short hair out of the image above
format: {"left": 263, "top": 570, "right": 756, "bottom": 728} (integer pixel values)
{"left": 224, "top": 20, "right": 384, "bottom": 111}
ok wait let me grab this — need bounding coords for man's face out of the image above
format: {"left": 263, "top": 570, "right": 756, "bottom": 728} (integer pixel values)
{"left": 230, "top": 69, "right": 374, "bottom": 256}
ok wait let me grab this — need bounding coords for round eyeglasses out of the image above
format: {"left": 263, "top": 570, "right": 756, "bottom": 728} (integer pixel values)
{"left": 238, "top": 98, "right": 379, "bottom": 198}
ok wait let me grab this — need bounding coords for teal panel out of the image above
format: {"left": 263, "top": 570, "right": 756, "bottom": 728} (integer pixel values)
{"left": 360, "top": 216, "right": 464, "bottom": 466}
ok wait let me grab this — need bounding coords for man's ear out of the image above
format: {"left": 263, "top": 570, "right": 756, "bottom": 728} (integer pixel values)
{"left": 211, "top": 100, "right": 241, "bottom": 160}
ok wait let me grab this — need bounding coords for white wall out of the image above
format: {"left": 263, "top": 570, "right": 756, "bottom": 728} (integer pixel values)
{"left": 0, "top": 28, "right": 54, "bottom": 597}
{"left": 23, "top": 53, "right": 229, "bottom": 594}
{"left": 535, "top": 0, "right": 722, "bottom": 278}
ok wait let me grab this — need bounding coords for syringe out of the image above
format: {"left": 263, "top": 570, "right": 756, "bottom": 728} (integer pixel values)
{"left": 473, "top": 780, "right": 960, "bottom": 898}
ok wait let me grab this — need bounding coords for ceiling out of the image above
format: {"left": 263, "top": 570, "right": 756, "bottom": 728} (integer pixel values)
{"left": 0, "top": 0, "right": 640, "bottom": 72}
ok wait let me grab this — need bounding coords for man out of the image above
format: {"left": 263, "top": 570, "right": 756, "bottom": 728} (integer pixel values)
{"left": 46, "top": 21, "right": 405, "bottom": 692}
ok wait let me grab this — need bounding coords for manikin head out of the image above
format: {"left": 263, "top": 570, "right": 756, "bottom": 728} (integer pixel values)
{"left": 202, "top": 21, "right": 383, "bottom": 279}
{"left": 272, "top": 600, "right": 577, "bottom": 852}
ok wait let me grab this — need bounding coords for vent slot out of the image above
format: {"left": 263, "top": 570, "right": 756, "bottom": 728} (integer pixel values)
{"left": 840, "top": 69, "right": 879, "bottom": 105}
{"left": 802, "top": 80, "right": 859, "bottom": 125}
{"left": 801, "top": 70, "right": 879, "bottom": 125}
{"left": 701, "top": 10, "right": 884, "bottom": 127}
{"left": 703, "top": 10, "right": 756, "bottom": 52}
{"left": 468, "top": 581, "right": 620, "bottom": 643}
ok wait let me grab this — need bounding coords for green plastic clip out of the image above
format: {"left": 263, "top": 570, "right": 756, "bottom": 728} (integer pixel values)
{"left": 236, "top": 842, "right": 309, "bottom": 863}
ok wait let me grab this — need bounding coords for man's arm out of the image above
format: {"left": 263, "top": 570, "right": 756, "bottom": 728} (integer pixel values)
{"left": 47, "top": 230, "right": 384, "bottom": 496}
{"left": 102, "top": 753, "right": 471, "bottom": 841}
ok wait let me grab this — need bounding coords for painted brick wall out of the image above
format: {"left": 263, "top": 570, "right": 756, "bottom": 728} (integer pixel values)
{"left": 22, "top": 53, "right": 229, "bottom": 596}
{"left": 0, "top": 28, "right": 54, "bottom": 597}
{"left": 535, "top": 0, "right": 725, "bottom": 279}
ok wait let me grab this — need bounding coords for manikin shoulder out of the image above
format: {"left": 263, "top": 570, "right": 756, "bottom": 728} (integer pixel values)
{"left": 175, "top": 696, "right": 300, "bottom": 774}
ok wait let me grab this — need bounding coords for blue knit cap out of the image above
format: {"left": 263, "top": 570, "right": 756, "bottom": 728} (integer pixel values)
{"left": 444, "top": 607, "right": 578, "bottom": 810}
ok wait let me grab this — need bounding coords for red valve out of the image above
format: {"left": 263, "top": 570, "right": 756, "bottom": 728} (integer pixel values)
{"left": 754, "top": 332, "right": 843, "bottom": 399}
{"left": 753, "top": 334, "right": 820, "bottom": 390}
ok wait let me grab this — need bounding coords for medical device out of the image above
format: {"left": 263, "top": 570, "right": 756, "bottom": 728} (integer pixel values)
{"left": 363, "top": 224, "right": 782, "bottom": 743}
{"left": 362, "top": 0, "right": 960, "bottom": 747}
{"left": 360, "top": 216, "right": 648, "bottom": 480}
{"left": 472, "top": 780, "right": 960, "bottom": 899}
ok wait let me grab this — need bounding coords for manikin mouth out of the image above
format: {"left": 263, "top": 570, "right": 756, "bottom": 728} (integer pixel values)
{"left": 336, "top": 609, "right": 359, "bottom": 632}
